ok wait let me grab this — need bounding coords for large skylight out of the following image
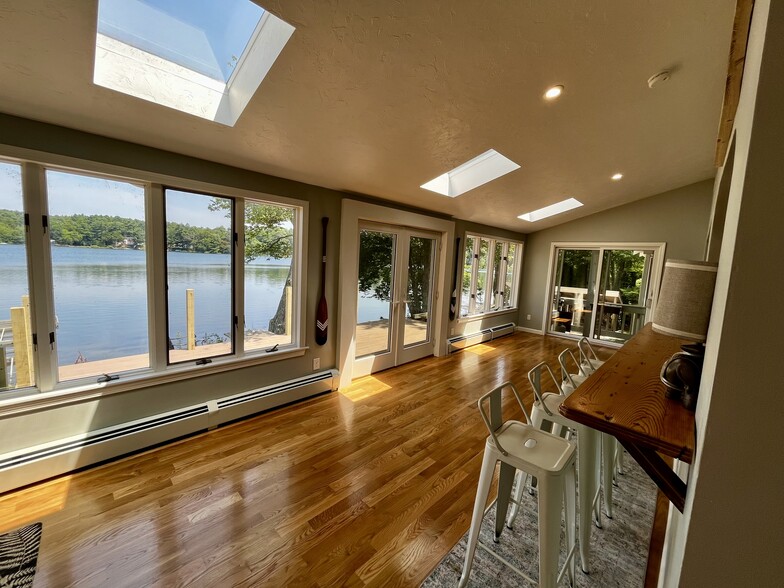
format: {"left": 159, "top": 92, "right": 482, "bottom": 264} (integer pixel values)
{"left": 94, "top": 0, "right": 295, "bottom": 126}
{"left": 421, "top": 149, "right": 520, "bottom": 197}
{"left": 518, "top": 198, "right": 583, "bottom": 222}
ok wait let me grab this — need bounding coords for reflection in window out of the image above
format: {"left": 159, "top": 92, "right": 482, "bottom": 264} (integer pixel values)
{"left": 504, "top": 243, "right": 517, "bottom": 308}
{"left": 0, "top": 162, "right": 35, "bottom": 391}
{"left": 165, "top": 189, "right": 233, "bottom": 364}
{"left": 47, "top": 169, "right": 148, "bottom": 382}
{"left": 461, "top": 234, "right": 522, "bottom": 318}
{"left": 460, "top": 236, "right": 475, "bottom": 317}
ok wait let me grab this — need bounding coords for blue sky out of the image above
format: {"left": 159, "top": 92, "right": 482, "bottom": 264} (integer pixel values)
{"left": 0, "top": 163, "right": 229, "bottom": 228}
{"left": 98, "top": 0, "right": 264, "bottom": 81}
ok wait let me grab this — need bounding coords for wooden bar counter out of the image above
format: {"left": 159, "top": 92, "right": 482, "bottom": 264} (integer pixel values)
{"left": 560, "top": 323, "right": 695, "bottom": 511}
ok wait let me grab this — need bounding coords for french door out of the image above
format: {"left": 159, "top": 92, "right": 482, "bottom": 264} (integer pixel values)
{"left": 547, "top": 244, "right": 664, "bottom": 344}
{"left": 353, "top": 223, "right": 439, "bottom": 376}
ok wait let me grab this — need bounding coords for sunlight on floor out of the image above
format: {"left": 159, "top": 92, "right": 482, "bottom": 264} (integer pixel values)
{"left": 463, "top": 343, "right": 497, "bottom": 355}
{"left": 339, "top": 375, "right": 393, "bottom": 403}
{"left": 0, "top": 475, "right": 72, "bottom": 533}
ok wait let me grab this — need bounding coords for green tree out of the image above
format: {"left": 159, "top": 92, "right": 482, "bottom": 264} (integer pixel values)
{"left": 0, "top": 209, "right": 25, "bottom": 243}
{"left": 357, "top": 230, "right": 433, "bottom": 318}
{"left": 209, "top": 199, "right": 294, "bottom": 333}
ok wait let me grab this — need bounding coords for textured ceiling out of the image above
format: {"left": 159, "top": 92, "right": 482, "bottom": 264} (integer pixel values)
{"left": 0, "top": 1, "right": 735, "bottom": 232}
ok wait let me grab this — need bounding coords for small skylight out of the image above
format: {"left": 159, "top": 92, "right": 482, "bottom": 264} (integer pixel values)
{"left": 94, "top": 0, "right": 295, "bottom": 126}
{"left": 421, "top": 150, "right": 520, "bottom": 197}
{"left": 518, "top": 198, "right": 583, "bottom": 222}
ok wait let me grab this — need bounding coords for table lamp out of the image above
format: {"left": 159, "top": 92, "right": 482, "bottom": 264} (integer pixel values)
{"left": 651, "top": 259, "right": 718, "bottom": 410}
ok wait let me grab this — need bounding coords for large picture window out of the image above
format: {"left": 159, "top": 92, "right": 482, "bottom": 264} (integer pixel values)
{"left": 460, "top": 234, "right": 522, "bottom": 318}
{"left": 47, "top": 170, "right": 149, "bottom": 381}
{"left": 0, "top": 156, "right": 304, "bottom": 398}
{"left": 165, "top": 189, "right": 234, "bottom": 364}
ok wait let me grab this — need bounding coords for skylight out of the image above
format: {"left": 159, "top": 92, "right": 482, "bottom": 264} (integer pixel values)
{"left": 518, "top": 198, "right": 583, "bottom": 222}
{"left": 421, "top": 149, "right": 520, "bottom": 197}
{"left": 94, "top": 0, "right": 295, "bottom": 126}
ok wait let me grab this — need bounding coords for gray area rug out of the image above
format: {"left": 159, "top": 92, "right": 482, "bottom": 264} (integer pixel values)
{"left": 422, "top": 453, "right": 656, "bottom": 587}
{"left": 0, "top": 522, "right": 42, "bottom": 588}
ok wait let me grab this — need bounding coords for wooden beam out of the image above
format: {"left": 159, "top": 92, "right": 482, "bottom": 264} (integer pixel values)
{"left": 715, "top": 0, "right": 755, "bottom": 167}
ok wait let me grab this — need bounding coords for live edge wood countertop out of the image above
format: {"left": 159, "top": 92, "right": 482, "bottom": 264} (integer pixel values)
{"left": 560, "top": 323, "right": 695, "bottom": 463}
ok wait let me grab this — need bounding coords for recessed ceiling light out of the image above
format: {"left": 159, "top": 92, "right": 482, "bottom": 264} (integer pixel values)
{"left": 544, "top": 85, "right": 564, "bottom": 100}
{"left": 518, "top": 198, "right": 583, "bottom": 222}
{"left": 421, "top": 149, "right": 520, "bottom": 197}
{"left": 611, "top": 173, "right": 624, "bottom": 181}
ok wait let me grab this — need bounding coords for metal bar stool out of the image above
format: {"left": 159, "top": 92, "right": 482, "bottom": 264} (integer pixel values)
{"left": 459, "top": 381, "right": 577, "bottom": 588}
{"left": 506, "top": 362, "right": 602, "bottom": 573}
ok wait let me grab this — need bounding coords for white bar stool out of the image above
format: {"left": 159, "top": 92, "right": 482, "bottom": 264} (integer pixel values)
{"left": 459, "top": 381, "right": 577, "bottom": 588}
{"left": 577, "top": 337, "right": 606, "bottom": 373}
{"left": 507, "top": 362, "right": 602, "bottom": 573}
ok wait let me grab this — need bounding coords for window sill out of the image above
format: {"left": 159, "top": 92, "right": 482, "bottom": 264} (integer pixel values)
{"left": 456, "top": 308, "right": 518, "bottom": 324}
{"left": 0, "top": 346, "right": 308, "bottom": 418}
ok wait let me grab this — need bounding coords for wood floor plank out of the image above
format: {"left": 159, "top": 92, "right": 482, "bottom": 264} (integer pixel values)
{"left": 0, "top": 333, "right": 622, "bottom": 587}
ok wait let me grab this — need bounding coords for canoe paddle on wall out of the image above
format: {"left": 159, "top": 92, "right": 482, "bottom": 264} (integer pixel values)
{"left": 315, "top": 217, "right": 329, "bottom": 345}
{"left": 449, "top": 237, "right": 461, "bottom": 321}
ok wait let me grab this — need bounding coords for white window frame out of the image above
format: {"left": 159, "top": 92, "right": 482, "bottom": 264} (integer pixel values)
{"left": 458, "top": 232, "right": 523, "bottom": 321}
{"left": 0, "top": 145, "right": 307, "bottom": 408}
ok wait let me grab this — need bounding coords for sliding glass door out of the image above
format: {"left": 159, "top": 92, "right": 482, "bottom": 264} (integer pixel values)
{"left": 548, "top": 245, "right": 660, "bottom": 344}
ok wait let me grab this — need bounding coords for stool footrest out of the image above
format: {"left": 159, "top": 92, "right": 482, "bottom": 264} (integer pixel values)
{"left": 477, "top": 540, "right": 538, "bottom": 586}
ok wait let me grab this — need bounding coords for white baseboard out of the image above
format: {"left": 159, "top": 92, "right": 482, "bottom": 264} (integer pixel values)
{"left": 516, "top": 326, "right": 544, "bottom": 335}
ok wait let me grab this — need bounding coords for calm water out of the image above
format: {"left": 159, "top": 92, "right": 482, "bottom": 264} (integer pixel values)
{"left": 0, "top": 244, "right": 388, "bottom": 365}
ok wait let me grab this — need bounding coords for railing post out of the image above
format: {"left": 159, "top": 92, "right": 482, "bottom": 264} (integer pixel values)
{"left": 10, "top": 306, "right": 32, "bottom": 388}
{"left": 186, "top": 289, "right": 195, "bottom": 350}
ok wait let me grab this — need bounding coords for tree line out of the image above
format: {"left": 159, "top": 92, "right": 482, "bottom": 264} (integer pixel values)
{"left": 0, "top": 209, "right": 233, "bottom": 254}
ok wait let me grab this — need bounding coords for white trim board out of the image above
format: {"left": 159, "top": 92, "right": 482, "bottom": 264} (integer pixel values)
{"left": 516, "top": 326, "right": 544, "bottom": 335}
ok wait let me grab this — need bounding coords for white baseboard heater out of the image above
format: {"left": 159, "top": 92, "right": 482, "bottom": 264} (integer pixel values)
{"left": 448, "top": 322, "right": 516, "bottom": 353}
{"left": 0, "top": 370, "right": 338, "bottom": 494}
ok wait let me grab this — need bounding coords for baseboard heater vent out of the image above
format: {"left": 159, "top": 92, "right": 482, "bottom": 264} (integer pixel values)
{"left": 448, "top": 322, "right": 516, "bottom": 353}
{"left": 0, "top": 370, "right": 338, "bottom": 494}
{"left": 213, "top": 370, "right": 338, "bottom": 426}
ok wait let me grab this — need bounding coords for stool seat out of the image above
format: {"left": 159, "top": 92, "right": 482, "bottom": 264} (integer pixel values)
{"left": 492, "top": 420, "right": 576, "bottom": 474}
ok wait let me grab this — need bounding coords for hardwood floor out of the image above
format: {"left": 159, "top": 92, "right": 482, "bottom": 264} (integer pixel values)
{"left": 0, "top": 333, "right": 610, "bottom": 587}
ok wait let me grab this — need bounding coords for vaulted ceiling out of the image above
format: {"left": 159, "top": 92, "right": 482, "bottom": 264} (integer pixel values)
{"left": 0, "top": 1, "right": 735, "bottom": 231}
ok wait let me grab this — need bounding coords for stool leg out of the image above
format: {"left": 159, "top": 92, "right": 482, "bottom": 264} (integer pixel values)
{"left": 506, "top": 471, "right": 529, "bottom": 529}
{"left": 494, "top": 462, "right": 516, "bottom": 542}
{"left": 537, "top": 474, "right": 564, "bottom": 588}
{"left": 602, "top": 434, "right": 614, "bottom": 519}
{"left": 565, "top": 463, "right": 577, "bottom": 587}
{"left": 615, "top": 442, "right": 625, "bottom": 478}
{"left": 459, "top": 448, "right": 497, "bottom": 588}
{"left": 576, "top": 424, "right": 600, "bottom": 574}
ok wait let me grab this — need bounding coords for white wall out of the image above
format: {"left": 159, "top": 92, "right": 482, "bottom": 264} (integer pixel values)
{"left": 663, "top": 1, "right": 784, "bottom": 585}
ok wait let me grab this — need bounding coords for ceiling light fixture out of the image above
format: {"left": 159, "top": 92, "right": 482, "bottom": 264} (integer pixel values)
{"left": 518, "top": 198, "right": 583, "bottom": 222}
{"left": 421, "top": 149, "right": 520, "bottom": 197}
{"left": 611, "top": 173, "right": 623, "bottom": 181}
{"left": 544, "top": 85, "right": 564, "bottom": 100}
